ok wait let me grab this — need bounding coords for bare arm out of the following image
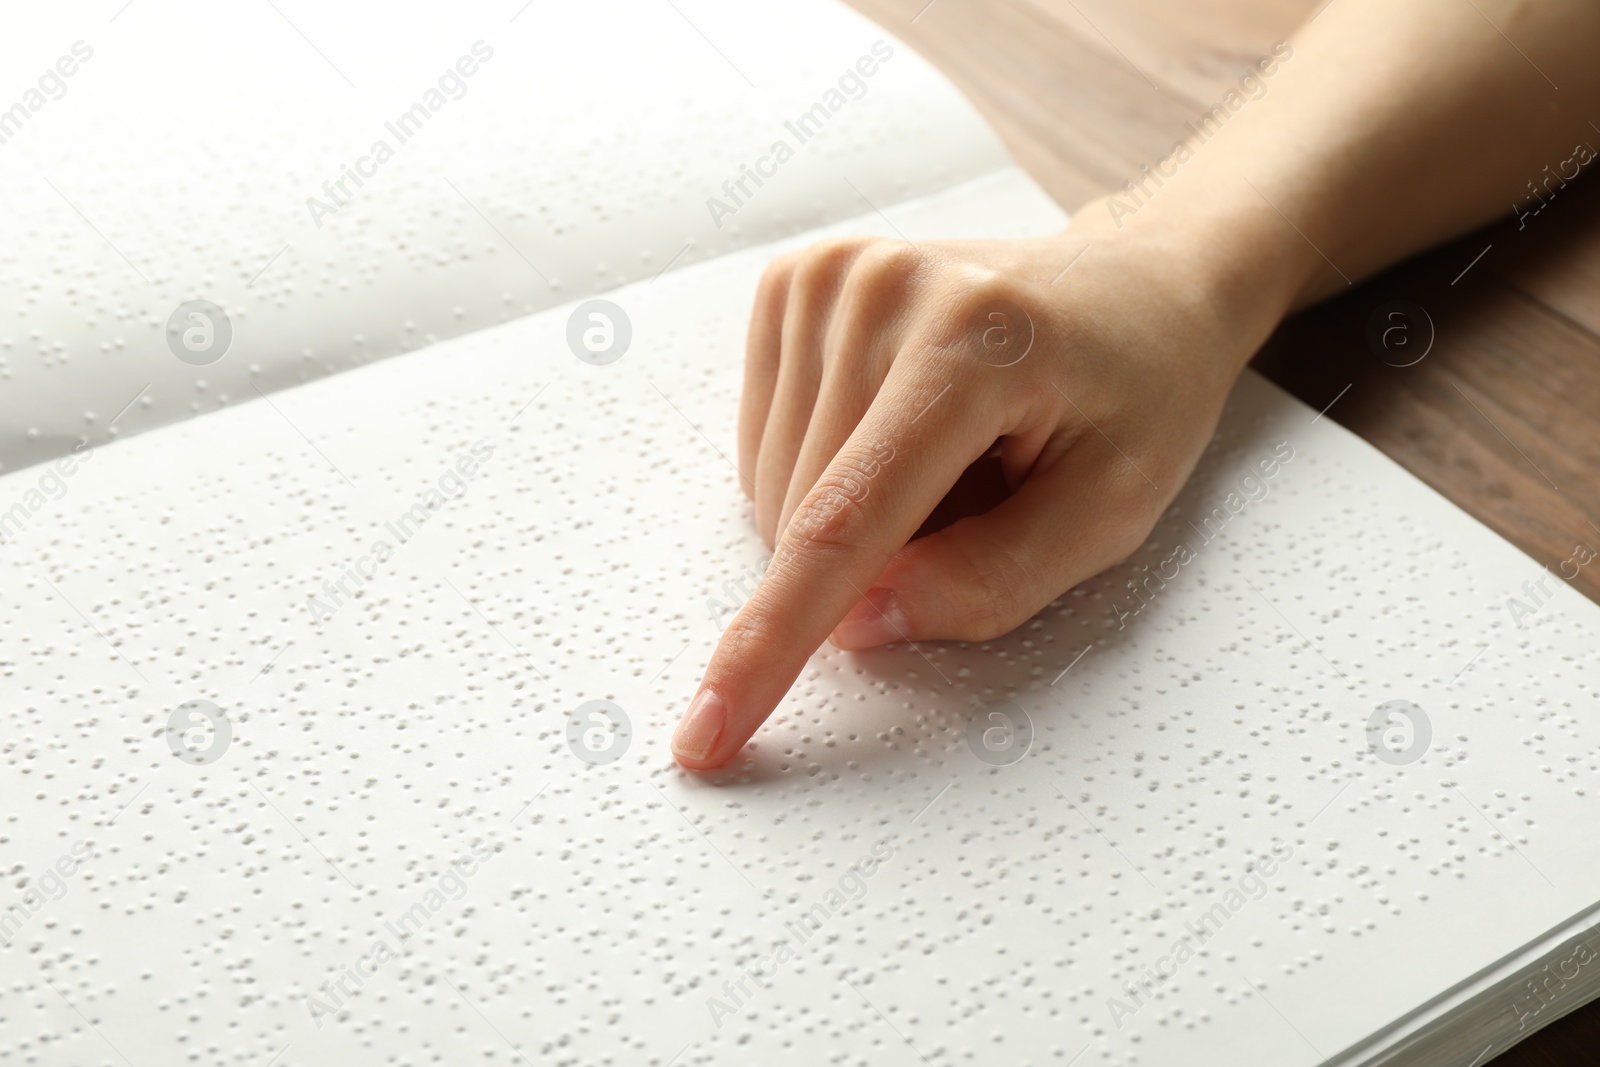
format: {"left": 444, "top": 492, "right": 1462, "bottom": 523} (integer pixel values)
{"left": 1123, "top": 0, "right": 1600, "bottom": 320}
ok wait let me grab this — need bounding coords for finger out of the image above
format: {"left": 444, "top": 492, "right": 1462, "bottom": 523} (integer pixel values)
{"left": 774, "top": 345, "right": 884, "bottom": 544}
{"left": 754, "top": 240, "right": 866, "bottom": 544}
{"left": 673, "top": 352, "right": 998, "bottom": 769}
{"left": 830, "top": 434, "right": 1156, "bottom": 646}
{"left": 776, "top": 244, "right": 920, "bottom": 537}
{"left": 738, "top": 252, "right": 799, "bottom": 500}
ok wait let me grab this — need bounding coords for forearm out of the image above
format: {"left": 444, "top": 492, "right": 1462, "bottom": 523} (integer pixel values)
{"left": 1091, "top": 0, "right": 1600, "bottom": 356}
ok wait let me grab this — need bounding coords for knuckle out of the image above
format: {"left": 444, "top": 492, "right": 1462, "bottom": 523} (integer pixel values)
{"left": 716, "top": 610, "right": 772, "bottom": 660}
{"left": 847, "top": 241, "right": 926, "bottom": 294}
{"left": 1102, "top": 468, "right": 1161, "bottom": 539}
{"left": 948, "top": 266, "right": 1012, "bottom": 309}
{"left": 777, "top": 460, "right": 882, "bottom": 562}
{"left": 824, "top": 439, "right": 897, "bottom": 500}
{"left": 962, "top": 542, "right": 1038, "bottom": 640}
{"left": 935, "top": 265, "right": 1013, "bottom": 323}
{"left": 755, "top": 251, "right": 801, "bottom": 306}
{"left": 792, "top": 236, "right": 871, "bottom": 292}
{"left": 925, "top": 270, "right": 1040, "bottom": 370}
{"left": 1087, "top": 474, "right": 1163, "bottom": 566}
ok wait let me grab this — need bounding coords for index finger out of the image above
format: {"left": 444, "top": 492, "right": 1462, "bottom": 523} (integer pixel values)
{"left": 671, "top": 345, "right": 998, "bottom": 770}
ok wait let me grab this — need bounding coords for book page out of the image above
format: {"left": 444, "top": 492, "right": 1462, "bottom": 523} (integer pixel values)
{"left": 0, "top": 0, "right": 1009, "bottom": 472}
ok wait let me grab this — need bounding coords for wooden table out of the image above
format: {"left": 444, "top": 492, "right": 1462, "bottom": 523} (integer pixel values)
{"left": 843, "top": 0, "right": 1600, "bottom": 1063}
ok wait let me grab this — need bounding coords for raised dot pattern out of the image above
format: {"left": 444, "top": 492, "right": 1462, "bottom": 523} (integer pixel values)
{"left": 3, "top": 7, "right": 1600, "bottom": 1067}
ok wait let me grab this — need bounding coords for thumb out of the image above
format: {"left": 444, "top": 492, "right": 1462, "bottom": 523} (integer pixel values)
{"left": 828, "top": 442, "right": 1154, "bottom": 646}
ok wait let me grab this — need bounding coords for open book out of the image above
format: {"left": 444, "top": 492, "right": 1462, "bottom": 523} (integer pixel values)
{"left": 3, "top": 3, "right": 1596, "bottom": 1065}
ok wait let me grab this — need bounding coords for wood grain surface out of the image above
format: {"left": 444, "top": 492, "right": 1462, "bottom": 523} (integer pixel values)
{"left": 843, "top": 0, "right": 1600, "bottom": 1063}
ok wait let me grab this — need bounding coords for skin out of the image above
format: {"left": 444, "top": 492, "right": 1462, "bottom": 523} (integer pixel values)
{"left": 672, "top": 0, "right": 1600, "bottom": 769}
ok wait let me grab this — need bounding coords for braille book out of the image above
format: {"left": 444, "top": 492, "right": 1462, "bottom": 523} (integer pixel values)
{"left": 2, "top": 3, "right": 1595, "bottom": 1065}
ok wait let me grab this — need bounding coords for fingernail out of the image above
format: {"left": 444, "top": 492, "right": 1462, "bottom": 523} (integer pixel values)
{"left": 672, "top": 688, "right": 726, "bottom": 763}
{"left": 830, "top": 587, "right": 907, "bottom": 649}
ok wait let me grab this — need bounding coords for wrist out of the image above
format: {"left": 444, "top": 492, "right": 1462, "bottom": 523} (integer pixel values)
{"left": 1064, "top": 188, "right": 1314, "bottom": 378}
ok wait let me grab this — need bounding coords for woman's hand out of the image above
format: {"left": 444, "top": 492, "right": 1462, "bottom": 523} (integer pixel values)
{"left": 670, "top": 199, "right": 1294, "bottom": 769}
{"left": 668, "top": 0, "right": 1600, "bottom": 770}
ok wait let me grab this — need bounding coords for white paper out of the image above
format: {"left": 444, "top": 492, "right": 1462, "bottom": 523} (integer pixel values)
{"left": 0, "top": 0, "right": 1008, "bottom": 473}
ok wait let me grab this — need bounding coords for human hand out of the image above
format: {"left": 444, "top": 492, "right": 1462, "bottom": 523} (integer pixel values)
{"left": 671, "top": 199, "right": 1295, "bottom": 769}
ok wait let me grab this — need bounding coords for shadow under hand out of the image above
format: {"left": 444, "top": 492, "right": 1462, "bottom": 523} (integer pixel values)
{"left": 725, "top": 445, "right": 1149, "bottom": 785}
